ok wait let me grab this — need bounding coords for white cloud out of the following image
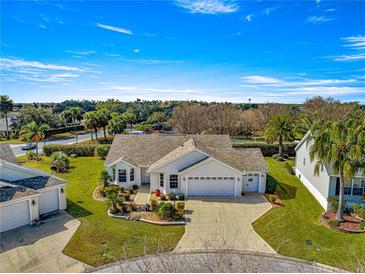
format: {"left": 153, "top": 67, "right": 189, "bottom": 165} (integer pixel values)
{"left": 175, "top": 0, "right": 238, "bottom": 15}
{"left": 0, "top": 57, "right": 86, "bottom": 83}
{"left": 65, "top": 50, "right": 96, "bottom": 55}
{"left": 133, "top": 49, "right": 140, "bottom": 53}
{"left": 306, "top": 16, "right": 332, "bottom": 24}
{"left": 245, "top": 14, "right": 253, "bottom": 22}
{"left": 242, "top": 75, "right": 284, "bottom": 84}
{"left": 333, "top": 35, "right": 365, "bottom": 62}
{"left": 39, "top": 24, "right": 47, "bottom": 29}
{"left": 95, "top": 23, "right": 133, "bottom": 35}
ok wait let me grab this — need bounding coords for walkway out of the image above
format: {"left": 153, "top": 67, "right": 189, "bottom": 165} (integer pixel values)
{"left": 134, "top": 184, "right": 150, "bottom": 205}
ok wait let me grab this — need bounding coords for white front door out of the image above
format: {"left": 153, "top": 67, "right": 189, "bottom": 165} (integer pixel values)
{"left": 188, "top": 176, "right": 235, "bottom": 196}
{"left": 141, "top": 167, "right": 150, "bottom": 184}
{"left": 39, "top": 188, "right": 59, "bottom": 214}
{"left": 243, "top": 174, "right": 260, "bottom": 192}
{"left": 0, "top": 200, "right": 30, "bottom": 232}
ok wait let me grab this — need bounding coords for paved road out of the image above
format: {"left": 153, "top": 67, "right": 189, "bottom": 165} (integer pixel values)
{"left": 10, "top": 130, "right": 105, "bottom": 156}
{"left": 92, "top": 250, "right": 341, "bottom": 273}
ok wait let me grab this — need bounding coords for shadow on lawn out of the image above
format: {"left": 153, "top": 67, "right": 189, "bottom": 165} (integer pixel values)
{"left": 66, "top": 199, "right": 92, "bottom": 218}
{"left": 267, "top": 175, "right": 297, "bottom": 200}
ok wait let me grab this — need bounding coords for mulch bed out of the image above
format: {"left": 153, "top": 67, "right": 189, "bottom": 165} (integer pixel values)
{"left": 322, "top": 211, "right": 364, "bottom": 233}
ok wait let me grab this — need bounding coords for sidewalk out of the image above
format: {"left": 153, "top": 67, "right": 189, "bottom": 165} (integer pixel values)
{"left": 134, "top": 184, "right": 150, "bottom": 205}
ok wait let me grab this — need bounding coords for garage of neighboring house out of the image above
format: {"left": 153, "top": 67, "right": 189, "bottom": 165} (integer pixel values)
{"left": 39, "top": 188, "right": 60, "bottom": 215}
{"left": 187, "top": 176, "right": 236, "bottom": 197}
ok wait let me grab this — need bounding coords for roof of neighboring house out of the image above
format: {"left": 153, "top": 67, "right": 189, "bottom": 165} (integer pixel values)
{"left": 10, "top": 176, "right": 67, "bottom": 190}
{"left": 0, "top": 185, "right": 39, "bottom": 202}
{"left": 0, "top": 144, "right": 16, "bottom": 164}
{"left": 106, "top": 134, "right": 268, "bottom": 173}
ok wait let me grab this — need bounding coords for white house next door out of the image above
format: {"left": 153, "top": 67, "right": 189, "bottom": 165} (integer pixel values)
{"left": 188, "top": 176, "right": 235, "bottom": 197}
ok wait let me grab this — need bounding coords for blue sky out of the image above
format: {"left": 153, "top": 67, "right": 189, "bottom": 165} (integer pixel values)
{"left": 1, "top": 0, "right": 365, "bottom": 103}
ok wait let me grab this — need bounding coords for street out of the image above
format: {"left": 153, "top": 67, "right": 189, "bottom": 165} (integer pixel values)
{"left": 10, "top": 130, "right": 105, "bottom": 156}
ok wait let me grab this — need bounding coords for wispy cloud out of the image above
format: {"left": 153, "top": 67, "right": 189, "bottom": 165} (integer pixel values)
{"left": 0, "top": 57, "right": 86, "bottom": 83}
{"left": 245, "top": 14, "right": 253, "bottom": 22}
{"left": 333, "top": 35, "right": 365, "bottom": 62}
{"left": 133, "top": 49, "right": 141, "bottom": 53}
{"left": 126, "top": 59, "right": 183, "bottom": 65}
{"left": 306, "top": 15, "right": 332, "bottom": 24}
{"left": 95, "top": 23, "right": 133, "bottom": 35}
{"left": 240, "top": 74, "right": 363, "bottom": 96}
{"left": 65, "top": 50, "right": 96, "bottom": 55}
{"left": 175, "top": 0, "right": 238, "bottom": 15}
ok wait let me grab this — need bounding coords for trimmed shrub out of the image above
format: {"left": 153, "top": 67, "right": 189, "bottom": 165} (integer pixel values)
{"left": 99, "top": 170, "right": 112, "bottom": 187}
{"left": 123, "top": 193, "right": 131, "bottom": 201}
{"left": 26, "top": 151, "right": 36, "bottom": 160}
{"left": 160, "top": 194, "right": 166, "bottom": 201}
{"left": 328, "top": 219, "right": 341, "bottom": 228}
{"left": 233, "top": 143, "right": 296, "bottom": 157}
{"left": 176, "top": 193, "right": 185, "bottom": 201}
{"left": 176, "top": 202, "right": 185, "bottom": 211}
{"left": 167, "top": 192, "right": 176, "bottom": 201}
{"left": 265, "top": 176, "right": 277, "bottom": 194}
{"left": 102, "top": 185, "right": 120, "bottom": 196}
{"left": 354, "top": 206, "right": 365, "bottom": 219}
{"left": 359, "top": 221, "right": 365, "bottom": 230}
{"left": 95, "top": 145, "right": 110, "bottom": 159}
{"left": 132, "top": 184, "right": 139, "bottom": 190}
{"left": 285, "top": 162, "right": 295, "bottom": 175}
{"left": 151, "top": 199, "right": 158, "bottom": 211}
{"left": 43, "top": 144, "right": 111, "bottom": 157}
{"left": 50, "top": 151, "right": 70, "bottom": 173}
{"left": 157, "top": 202, "right": 181, "bottom": 221}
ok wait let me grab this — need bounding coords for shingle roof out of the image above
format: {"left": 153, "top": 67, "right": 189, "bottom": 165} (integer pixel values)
{"left": 0, "top": 185, "right": 38, "bottom": 202}
{"left": 11, "top": 176, "right": 67, "bottom": 190}
{"left": 0, "top": 144, "right": 16, "bottom": 164}
{"left": 106, "top": 134, "right": 268, "bottom": 173}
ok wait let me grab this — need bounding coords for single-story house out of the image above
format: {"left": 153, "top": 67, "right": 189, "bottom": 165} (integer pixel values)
{"left": 105, "top": 134, "right": 268, "bottom": 197}
{"left": 295, "top": 132, "right": 365, "bottom": 209}
{"left": 0, "top": 144, "right": 67, "bottom": 233}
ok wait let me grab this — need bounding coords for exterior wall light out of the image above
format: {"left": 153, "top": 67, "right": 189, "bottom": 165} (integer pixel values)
{"left": 60, "top": 188, "right": 64, "bottom": 194}
{"left": 32, "top": 200, "right": 36, "bottom": 206}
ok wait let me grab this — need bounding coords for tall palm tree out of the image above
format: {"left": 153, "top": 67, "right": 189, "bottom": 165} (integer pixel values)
{"left": 19, "top": 121, "right": 49, "bottom": 161}
{"left": 308, "top": 119, "right": 365, "bottom": 221}
{"left": 84, "top": 111, "right": 99, "bottom": 140}
{"left": 0, "top": 95, "right": 14, "bottom": 140}
{"left": 264, "top": 115, "right": 295, "bottom": 155}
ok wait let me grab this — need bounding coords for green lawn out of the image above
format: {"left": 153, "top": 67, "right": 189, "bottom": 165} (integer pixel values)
{"left": 0, "top": 137, "right": 25, "bottom": 144}
{"left": 253, "top": 158, "right": 365, "bottom": 272}
{"left": 19, "top": 156, "right": 184, "bottom": 267}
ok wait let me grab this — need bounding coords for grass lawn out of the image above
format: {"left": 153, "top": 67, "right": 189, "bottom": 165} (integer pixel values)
{"left": 19, "top": 156, "right": 185, "bottom": 267}
{"left": 253, "top": 158, "right": 365, "bottom": 272}
{"left": 0, "top": 137, "right": 25, "bottom": 144}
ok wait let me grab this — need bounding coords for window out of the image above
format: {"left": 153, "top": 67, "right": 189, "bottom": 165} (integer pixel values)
{"left": 352, "top": 178, "right": 365, "bottom": 195}
{"left": 229, "top": 177, "right": 234, "bottom": 180}
{"left": 218, "top": 177, "right": 223, "bottom": 180}
{"left": 160, "top": 173, "right": 164, "bottom": 187}
{"left": 170, "top": 175, "right": 178, "bottom": 189}
{"left": 248, "top": 178, "right": 253, "bottom": 182}
{"left": 223, "top": 177, "right": 228, "bottom": 180}
{"left": 200, "top": 177, "right": 205, "bottom": 180}
{"left": 344, "top": 180, "right": 352, "bottom": 195}
{"left": 212, "top": 177, "right": 217, "bottom": 180}
{"left": 206, "top": 177, "right": 211, "bottom": 180}
{"left": 118, "top": 169, "right": 127, "bottom": 183}
{"left": 130, "top": 168, "right": 135, "bottom": 181}
{"left": 112, "top": 168, "right": 116, "bottom": 181}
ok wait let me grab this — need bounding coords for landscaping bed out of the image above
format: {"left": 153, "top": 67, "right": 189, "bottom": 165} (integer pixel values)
{"left": 322, "top": 211, "right": 365, "bottom": 233}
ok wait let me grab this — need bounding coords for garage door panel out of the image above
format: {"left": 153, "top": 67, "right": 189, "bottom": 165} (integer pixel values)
{"left": 188, "top": 177, "right": 235, "bottom": 197}
{"left": 39, "top": 189, "right": 59, "bottom": 214}
{"left": 243, "top": 174, "right": 259, "bottom": 192}
{"left": 0, "top": 201, "right": 30, "bottom": 232}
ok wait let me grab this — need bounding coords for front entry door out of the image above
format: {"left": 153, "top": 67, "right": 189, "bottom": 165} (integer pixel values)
{"left": 141, "top": 167, "right": 150, "bottom": 184}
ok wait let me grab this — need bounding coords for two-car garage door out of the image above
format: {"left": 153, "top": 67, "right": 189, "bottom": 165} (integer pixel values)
{"left": 0, "top": 200, "right": 30, "bottom": 232}
{"left": 188, "top": 176, "right": 235, "bottom": 197}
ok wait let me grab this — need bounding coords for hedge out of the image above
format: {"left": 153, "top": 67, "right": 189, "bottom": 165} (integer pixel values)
{"left": 233, "top": 143, "right": 296, "bottom": 156}
{"left": 45, "top": 125, "right": 85, "bottom": 137}
{"left": 43, "top": 144, "right": 110, "bottom": 157}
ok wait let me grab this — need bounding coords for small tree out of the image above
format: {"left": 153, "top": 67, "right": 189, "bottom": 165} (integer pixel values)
{"left": 84, "top": 111, "right": 99, "bottom": 140}
{"left": 147, "top": 111, "right": 167, "bottom": 131}
{"left": 121, "top": 111, "right": 136, "bottom": 131}
{"left": 19, "top": 121, "right": 49, "bottom": 161}
{"left": 96, "top": 108, "right": 111, "bottom": 140}
{"left": 108, "top": 112, "right": 126, "bottom": 135}
{"left": 0, "top": 95, "right": 14, "bottom": 140}
{"left": 95, "top": 145, "right": 110, "bottom": 159}
{"left": 106, "top": 192, "right": 120, "bottom": 213}
{"left": 264, "top": 115, "right": 295, "bottom": 156}
{"left": 50, "top": 151, "right": 70, "bottom": 173}
{"left": 99, "top": 170, "right": 112, "bottom": 188}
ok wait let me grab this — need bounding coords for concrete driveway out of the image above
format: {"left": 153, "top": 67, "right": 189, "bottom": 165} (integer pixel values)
{"left": 175, "top": 194, "right": 274, "bottom": 253}
{"left": 0, "top": 212, "right": 85, "bottom": 273}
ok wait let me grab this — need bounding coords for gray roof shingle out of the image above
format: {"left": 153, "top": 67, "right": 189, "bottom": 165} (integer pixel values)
{"left": 0, "top": 186, "right": 38, "bottom": 202}
{"left": 11, "top": 176, "right": 67, "bottom": 190}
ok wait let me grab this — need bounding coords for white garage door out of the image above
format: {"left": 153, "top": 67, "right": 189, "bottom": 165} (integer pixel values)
{"left": 188, "top": 176, "right": 235, "bottom": 197}
{"left": 39, "top": 188, "right": 59, "bottom": 215}
{"left": 0, "top": 200, "right": 30, "bottom": 232}
{"left": 243, "top": 174, "right": 260, "bottom": 192}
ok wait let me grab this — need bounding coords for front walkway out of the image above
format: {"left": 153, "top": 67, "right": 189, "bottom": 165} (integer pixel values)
{"left": 175, "top": 194, "right": 274, "bottom": 253}
{"left": 0, "top": 212, "right": 85, "bottom": 273}
{"left": 134, "top": 184, "right": 150, "bottom": 205}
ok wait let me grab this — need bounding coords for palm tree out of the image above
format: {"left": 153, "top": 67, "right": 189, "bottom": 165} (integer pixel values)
{"left": 308, "top": 119, "right": 365, "bottom": 221}
{"left": 108, "top": 112, "right": 126, "bottom": 135}
{"left": 264, "top": 115, "right": 295, "bottom": 155}
{"left": 84, "top": 111, "right": 99, "bottom": 140}
{"left": 0, "top": 95, "right": 14, "bottom": 140}
{"left": 19, "top": 121, "right": 49, "bottom": 161}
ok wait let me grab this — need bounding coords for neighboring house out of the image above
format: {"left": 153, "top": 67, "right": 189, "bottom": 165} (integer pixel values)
{"left": 0, "top": 144, "right": 67, "bottom": 233}
{"left": 105, "top": 134, "right": 268, "bottom": 197}
{"left": 0, "top": 111, "right": 19, "bottom": 137}
{"left": 295, "top": 132, "right": 365, "bottom": 209}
